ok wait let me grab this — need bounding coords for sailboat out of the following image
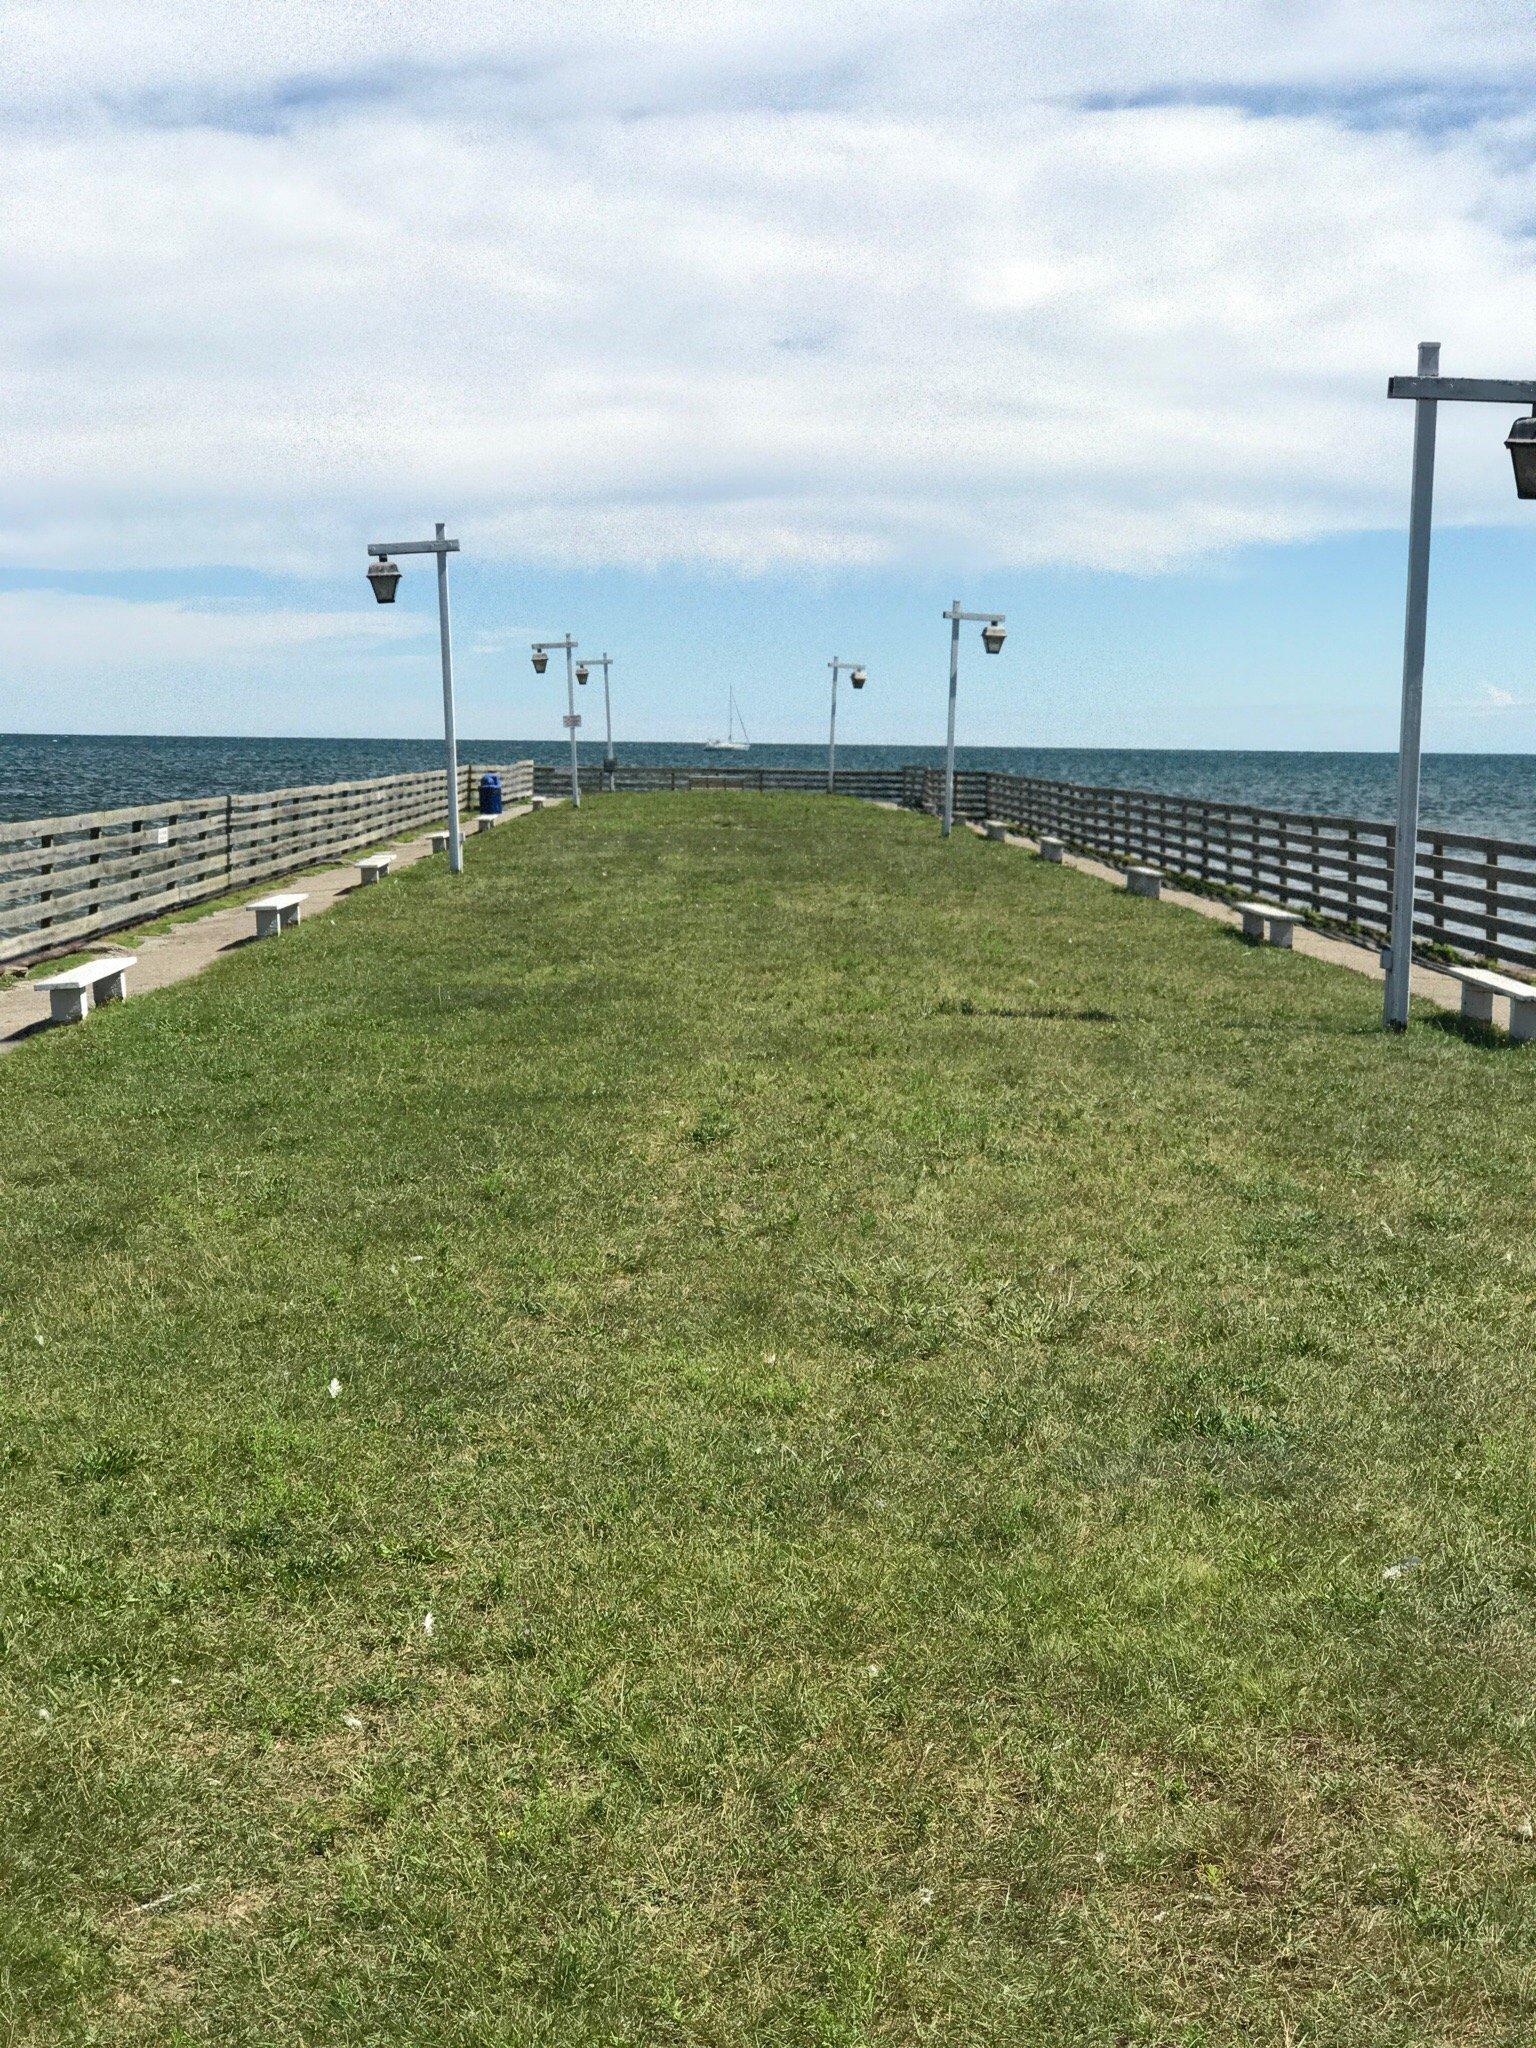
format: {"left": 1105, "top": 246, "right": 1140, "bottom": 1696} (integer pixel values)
{"left": 706, "top": 690, "right": 751, "bottom": 753}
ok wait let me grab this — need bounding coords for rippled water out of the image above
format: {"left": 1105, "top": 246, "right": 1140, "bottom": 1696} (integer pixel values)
{"left": 2, "top": 735, "right": 1534, "bottom": 843}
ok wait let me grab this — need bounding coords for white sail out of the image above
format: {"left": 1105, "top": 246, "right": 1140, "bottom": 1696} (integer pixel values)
{"left": 706, "top": 689, "right": 751, "bottom": 751}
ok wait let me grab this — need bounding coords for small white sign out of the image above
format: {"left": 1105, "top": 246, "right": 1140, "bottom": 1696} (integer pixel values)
{"left": 563, "top": 714, "right": 582, "bottom": 729}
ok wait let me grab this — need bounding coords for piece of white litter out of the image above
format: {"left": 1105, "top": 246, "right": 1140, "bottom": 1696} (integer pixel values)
{"left": 866, "top": 1664, "right": 881, "bottom": 1678}
{"left": 328, "top": 1378, "right": 342, "bottom": 1399}
{"left": 34, "top": 1333, "right": 44, "bottom": 1348}
{"left": 407, "top": 1256, "right": 425, "bottom": 1263}
{"left": 343, "top": 1714, "right": 363, "bottom": 1731}
{"left": 422, "top": 1612, "right": 435, "bottom": 1636}
{"left": 37, "top": 1707, "right": 51, "bottom": 1722}
{"left": 132, "top": 1882, "right": 201, "bottom": 1915}
{"left": 1383, "top": 1556, "right": 1421, "bottom": 1581}
{"left": 917, "top": 1888, "right": 935, "bottom": 1907}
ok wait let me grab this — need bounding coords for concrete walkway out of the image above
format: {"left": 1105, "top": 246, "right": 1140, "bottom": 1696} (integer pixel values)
{"left": 0, "top": 804, "right": 537, "bottom": 1056}
{"left": 962, "top": 817, "right": 1467, "bottom": 1018}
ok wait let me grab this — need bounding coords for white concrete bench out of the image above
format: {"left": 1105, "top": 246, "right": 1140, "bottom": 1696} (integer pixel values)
{"left": 1038, "top": 835, "right": 1064, "bottom": 862}
{"left": 475, "top": 813, "right": 500, "bottom": 832}
{"left": 357, "top": 855, "right": 393, "bottom": 885}
{"left": 1126, "top": 865, "right": 1161, "bottom": 899}
{"left": 1453, "top": 966, "right": 1536, "bottom": 1041}
{"left": 1235, "top": 900, "right": 1299, "bottom": 949}
{"left": 429, "top": 830, "right": 454, "bottom": 854}
{"left": 528, "top": 795, "right": 547, "bottom": 811}
{"left": 248, "top": 891, "right": 307, "bottom": 939}
{"left": 983, "top": 819, "right": 1009, "bottom": 842}
{"left": 35, "top": 953, "right": 136, "bottom": 1025}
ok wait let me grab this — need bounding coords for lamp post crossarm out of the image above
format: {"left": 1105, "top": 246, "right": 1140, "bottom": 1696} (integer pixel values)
{"left": 368, "top": 537, "right": 460, "bottom": 556}
{"left": 944, "top": 604, "right": 1005, "bottom": 624}
{"left": 1388, "top": 376, "right": 1536, "bottom": 405}
{"left": 532, "top": 636, "right": 576, "bottom": 652}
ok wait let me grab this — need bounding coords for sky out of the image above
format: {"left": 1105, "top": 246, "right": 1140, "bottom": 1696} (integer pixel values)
{"left": 2, "top": 1, "right": 1536, "bottom": 751}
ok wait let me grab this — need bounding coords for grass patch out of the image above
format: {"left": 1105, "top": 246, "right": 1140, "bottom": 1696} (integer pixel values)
{"left": 2, "top": 793, "right": 1535, "bottom": 2044}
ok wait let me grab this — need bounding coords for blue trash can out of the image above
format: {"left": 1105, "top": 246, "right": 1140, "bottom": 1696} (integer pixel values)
{"left": 478, "top": 773, "right": 503, "bottom": 816}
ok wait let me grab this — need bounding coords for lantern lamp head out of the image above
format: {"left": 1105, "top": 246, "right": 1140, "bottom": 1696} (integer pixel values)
{"left": 531, "top": 647, "right": 549, "bottom": 675}
{"left": 850, "top": 667, "right": 867, "bottom": 690}
{"left": 981, "top": 619, "right": 1006, "bottom": 654}
{"left": 575, "top": 663, "right": 589, "bottom": 685}
{"left": 366, "top": 556, "right": 402, "bottom": 604}
{"left": 1507, "top": 414, "right": 1536, "bottom": 501}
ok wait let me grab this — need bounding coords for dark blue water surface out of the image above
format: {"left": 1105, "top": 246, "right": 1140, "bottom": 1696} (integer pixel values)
{"left": 2, "top": 734, "right": 1535, "bottom": 843}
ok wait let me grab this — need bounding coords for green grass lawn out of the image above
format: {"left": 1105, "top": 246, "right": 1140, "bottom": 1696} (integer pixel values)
{"left": 4, "top": 794, "right": 1536, "bottom": 2046}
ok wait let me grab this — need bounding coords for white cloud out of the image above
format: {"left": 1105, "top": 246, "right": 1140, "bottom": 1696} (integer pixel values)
{"left": 0, "top": 587, "right": 419, "bottom": 671}
{"left": 7, "top": 2, "right": 1534, "bottom": 112}
{"left": 1474, "top": 682, "right": 1522, "bottom": 710}
{"left": 0, "top": 585, "right": 429, "bottom": 732}
{"left": 0, "top": 3, "right": 1534, "bottom": 581}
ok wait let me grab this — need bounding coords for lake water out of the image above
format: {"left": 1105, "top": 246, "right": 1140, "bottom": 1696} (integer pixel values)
{"left": 3, "top": 734, "right": 1536, "bottom": 843}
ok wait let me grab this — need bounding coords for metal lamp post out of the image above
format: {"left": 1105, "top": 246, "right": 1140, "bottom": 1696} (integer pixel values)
{"left": 1382, "top": 345, "right": 1536, "bottom": 1030}
{"left": 940, "top": 600, "right": 1006, "bottom": 838}
{"left": 532, "top": 636, "right": 581, "bottom": 808}
{"left": 826, "top": 658, "right": 868, "bottom": 793}
{"left": 366, "top": 522, "right": 463, "bottom": 874}
{"left": 576, "top": 654, "right": 617, "bottom": 789}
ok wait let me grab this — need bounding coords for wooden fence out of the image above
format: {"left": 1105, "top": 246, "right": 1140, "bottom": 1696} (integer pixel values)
{"left": 9, "top": 751, "right": 1534, "bottom": 979}
{"left": 913, "top": 766, "right": 1536, "bottom": 975}
{"left": 532, "top": 762, "right": 913, "bottom": 802}
{"left": 0, "top": 760, "right": 532, "bottom": 968}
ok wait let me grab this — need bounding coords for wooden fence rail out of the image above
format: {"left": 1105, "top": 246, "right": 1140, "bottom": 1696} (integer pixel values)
{"left": 0, "top": 760, "right": 532, "bottom": 968}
